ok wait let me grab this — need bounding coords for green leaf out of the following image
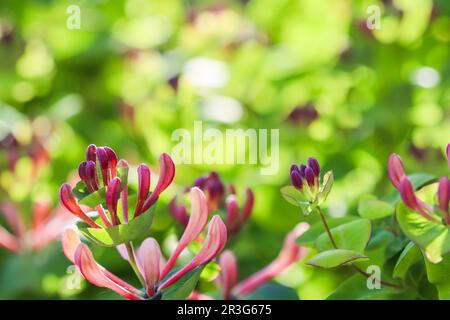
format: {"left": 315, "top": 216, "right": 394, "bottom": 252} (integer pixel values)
{"left": 72, "top": 181, "right": 89, "bottom": 200}
{"left": 425, "top": 255, "right": 450, "bottom": 299}
{"left": 306, "top": 249, "right": 369, "bottom": 268}
{"left": 77, "top": 203, "right": 156, "bottom": 247}
{"left": 326, "top": 274, "right": 396, "bottom": 300}
{"left": 160, "top": 266, "right": 204, "bottom": 300}
{"left": 296, "top": 217, "right": 357, "bottom": 245}
{"left": 78, "top": 187, "right": 106, "bottom": 207}
{"left": 393, "top": 242, "right": 422, "bottom": 279}
{"left": 241, "top": 282, "right": 298, "bottom": 300}
{"left": 315, "top": 219, "right": 372, "bottom": 253}
{"left": 280, "top": 186, "right": 314, "bottom": 215}
{"left": 396, "top": 202, "right": 449, "bottom": 264}
{"left": 358, "top": 198, "right": 394, "bottom": 220}
{"left": 317, "top": 170, "right": 333, "bottom": 205}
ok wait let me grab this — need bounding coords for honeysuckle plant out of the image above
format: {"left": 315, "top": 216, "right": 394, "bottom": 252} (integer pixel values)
{"left": 280, "top": 145, "right": 450, "bottom": 299}
{"left": 189, "top": 223, "right": 309, "bottom": 300}
{"left": 58, "top": 145, "right": 228, "bottom": 300}
{"left": 62, "top": 187, "right": 227, "bottom": 300}
{"left": 169, "top": 171, "right": 254, "bottom": 236}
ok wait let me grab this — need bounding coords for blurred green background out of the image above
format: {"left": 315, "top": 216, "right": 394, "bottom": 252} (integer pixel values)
{"left": 0, "top": 0, "right": 449, "bottom": 299}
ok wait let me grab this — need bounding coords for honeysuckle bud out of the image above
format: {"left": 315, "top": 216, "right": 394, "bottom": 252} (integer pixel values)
{"left": 225, "top": 195, "right": 239, "bottom": 228}
{"left": 168, "top": 198, "right": 189, "bottom": 227}
{"left": 161, "top": 187, "right": 209, "bottom": 279}
{"left": 388, "top": 154, "right": 406, "bottom": 189}
{"left": 308, "top": 157, "right": 320, "bottom": 177}
{"left": 399, "top": 178, "right": 434, "bottom": 221}
{"left": 86, "top": 144, "right": 97, "bottom": 162}
{"left": 305, "top": 167, "right": 315, "bottom": 187}
{"left": 135, "top": 164, "right": 151, "bottom": 216}
{"left": 106, "top": 177, "right": 121, "bottom": 225}
{"left": 438, "top": 177, "right": 450, "bottom": 223}
{"left": 136, "top": 238, "right": 162, "bottom": 297}
{"left": 79, "top": 160, "right": 99, "bottom": 192}
{"left": 290, "top": 169, "right": 303, "bottom": 190}
{"left": 159, "top": 215, "right": 227, "bottom": 290}
{"left": 96, "top": 147, "right": 111, "bottom": 186}
{"left": 59, "top": 184, "right": 100, "bottom": 228}
{"left": 117, "top": 159, "right": 129, "bottom": 222}
{"left": 218, "top": 250, "right": 238, "bottom": 300}
{"left": 140, "top": 153, "right": 175, "bottom": 215}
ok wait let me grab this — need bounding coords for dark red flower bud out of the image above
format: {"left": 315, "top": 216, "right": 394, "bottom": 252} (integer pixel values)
{"left": 290, "top": 170, "right": 303, "bottom": 190}
{"left": 86, "top": 144, "right": 97, "bottom": 163}
{"left": 140, "top": 153, "right": 175, "bottom": 216}
{"left": 305, "top": 167, "right": 315, "bottom": 187}
{"left": 106, "top": 177, "right": 121, "bottom": 225}
{"left": 168, "top": 198, "right": 189, "bottom": 227}
{"left": 134, "top": 164, "right": 151, "bottom": 216}
{"left": 85, "top": 160, "right": 99, "bottom": 191}
{"left": 438, "top": 177, "right": 450, "bottom": 223}
{"left": 96, "top": 147, "right": 110, "bottom": 186}
{"left": 290, "top": 164, "right": 299, "bottom": 173}
{"left": 104, "top": 146, "right": 118, "bottom": 179}
{"left": 308, "top": 157, "right": 320, "bottom": 177}
{"left": 299, "top": 164, "right": 307, "bottom": 179}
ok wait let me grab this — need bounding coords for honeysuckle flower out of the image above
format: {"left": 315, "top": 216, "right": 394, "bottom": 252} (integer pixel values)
{"left": 169, "top": 171, "right": 254, "bottom": 235}
{"left": 0, "top": 201, "right": 74, "bottom": 253}
{"left": 59, "top": 144, "right": 175, "bottom": 231}
{"left": 190, "top": 223, "right": 309, "bottom": 300}
{"left": 62, "top": 188, "right": 227, "bottom": 300}
{"left": 286, "top": 103, "right": 318, "bottom": 126}
{"left": 290, "top": 157, "right": 320, "bottom": 197}
{"left": 388, "top": 150, "right": 449, "bottom": 223}
{"left": 447, "top": 143, "right": 450, "bottom": 169}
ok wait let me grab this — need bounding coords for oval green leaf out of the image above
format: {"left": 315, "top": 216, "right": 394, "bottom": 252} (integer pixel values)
{"left": 306, "top": 249, "right": 369, "bottom": 268}
{"left": 358, "top": 198, "right": 394, "bottom": 220}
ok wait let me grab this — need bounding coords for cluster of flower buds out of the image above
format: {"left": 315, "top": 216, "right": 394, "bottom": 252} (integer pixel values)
{"left": 169, "top": 171, "right": 254, "bottom": 235}
{"left": 388, "top": 143, "right": 450, "bottom": 224}
{"left": 290, "top": 157, "right": 321, "bottom": 199}
{"left": 190, "top": 223, "right": 309, "bottom": 300}
{"left": 0, "top": 201, "right": 74, "bottom": 253}
{"left": 59, "top": 144, "right": 175, "bottom": 229}
{"left": 62, "top": 188, "right": 227, "bottom": 300}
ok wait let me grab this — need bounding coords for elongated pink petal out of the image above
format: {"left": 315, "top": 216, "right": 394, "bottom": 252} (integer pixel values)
{"left": 141, "top": 153, "right": 175, "bottom": 214}
{"left": 218, "top": 250, "right": 238, "bottom": 300}
{"left": 59, "top": 184, "right": 100, "bottom": 228}
{"left": 0, "top": 202, "right": 25, "bottom": 237}
{"left": 438, "top": 177, "right": 450, "bottom": 224}
{"left": 161, "top": 187, "right": 209, "bottom": 279}
{"left": 388, "top": 154, "right": 406, "bottom": 190}
{"left": 61, "top": 228, "right": 81, "bottom": 263}
{"left": 160, "top": 215, "right": 227, "bottom": 290}
{"left": 136, "top": 238, "right": 162, "bottom": 297}
{"left": 32, "top": 201, "right": 51, "bottom": 230}
{"left": 106, "top": 177, "right": 121, "bottom": 225}
{"left": 399, "top": 178, "right": 434, "bottom": 221}
{"left": 225, "top": 195, "right": 239, "bottom": 228}
{"left": 74, "top": 243, "right": 142, "bottom": 300}
{"left": 117, "top": 159, "right": 129, "bottom": 222}
{"left": 0, "top": 226, "right": 21, "bottom": 252}
{"left": 234, "top": 223, "right": 309, "bottom": 296}
{"left": 239, "top": 188, "right": 254, "bottom": 225}
{"left": 134, "top": 164, "right": 151, "bottom": 217}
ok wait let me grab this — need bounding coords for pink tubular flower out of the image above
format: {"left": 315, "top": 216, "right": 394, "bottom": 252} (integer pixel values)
{"left": 234, "top": 223, "right": 309, "bottom": 297}
{"left": 447, "top": 143, "right": 450, "bottom": 169}
{"left": 218, "top": 250, "right": 238, "bottom": 300}
{"left": 388, "top": 154, "right": 406, "bottom": 189}
{"left": 62, "top": 187, "right": 227, "bottom": 300}
{"left": 169, "top": 171, "right": 254, "bottom": 236}
{"left": 59, "top": 145, "right": 175, "bottom": 228}
{"left": 0, "top": 201, "right": 74, "bottom": 254}
{"left": 388, "top": 146, "right": 450, "bottom": 224}
{"left": 190, "top": 222, "right": 309, "bottom": 300}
